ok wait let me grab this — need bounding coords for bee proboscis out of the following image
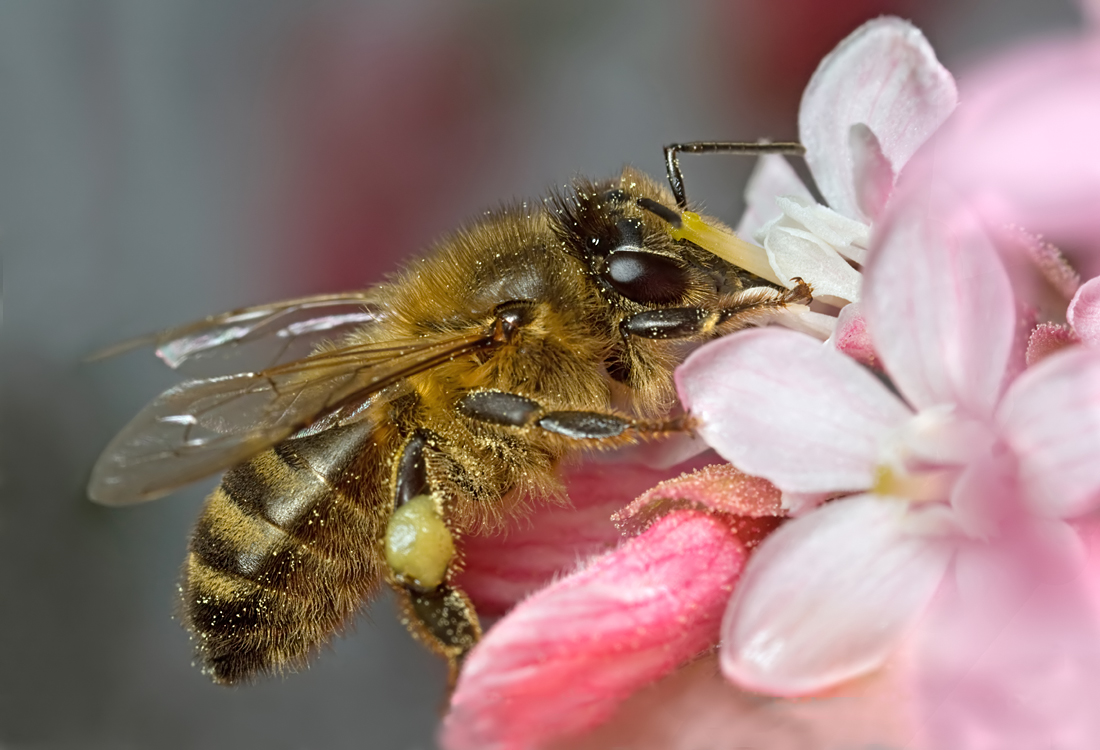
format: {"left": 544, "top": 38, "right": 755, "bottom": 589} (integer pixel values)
{"left": 89, "top": 142, "right": 811, "bottom": 685}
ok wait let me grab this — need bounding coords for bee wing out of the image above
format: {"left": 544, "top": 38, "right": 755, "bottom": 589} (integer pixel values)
{"left": 89, "top": 292, "right": 385, "bottom": 376}
{"left": 88, "top": 331, "right": 491, "bottom": 506}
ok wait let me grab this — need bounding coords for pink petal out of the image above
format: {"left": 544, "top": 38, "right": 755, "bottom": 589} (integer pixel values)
{"left": 850, "top": 123, "right": 894, "bottom": 222}
{"left": 441, "top": 511, "right": 746, "bottom": 750}
{"left": 917, "top": 526, "right": 1100, "bottom": 750}
{"left": 676, "top": 328, "right": 911, "bottom": 494}
{"left": 1068, "top": 276, "right": 1100, "bottom": 345}
{"left": 866, "top": 198, "right": 1016, "bottom": 416}
{"left": 948, "top": 452, "right": 1021, "bottom": 541}
{"left": 457, "top": 460, "right": 710, "bottom": 616}
{"left": 721, "top": 496, "right": 952, "bottom": 696}
{"left": 737, "top": 153, "right": 813, "bottom": 239}
{"left": 831, "top": 301, "right": 878, "bottom": 368}
{"left": 990, "top": 224, "right": 1080, "bottom": 319}
{"left": 997, "top": 346, "right": 1100, "bottom": 519}
{"left": 549, "top": 651, "right": 919, "bottom": 750}
{"left": 799, "top": 17, "right": 957, "bottom": 222}
{"left": 1071, "top": 513, "right": 1100, "bottom": 625}
{"left": 614, "top": 463, "right": 786, "bottom": 547}
{"left": 1025, "top": 322, "right": 1079, "bottom": 367}
{"left": 915, "top": 38, "right": 1100, "bottom": 279}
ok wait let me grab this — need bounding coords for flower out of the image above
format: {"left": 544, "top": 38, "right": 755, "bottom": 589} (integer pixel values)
{"left": 885, "top": 31, "right": 1100, "bottom": 748}
{"left": 1027, "top": 276, "right": 1100, "bottom": 364}
{"left": 680, "top": 32, "right": 1100, "bottom": 718}
{"left": 443, "top": 510, "right": 750, "bottom": 750}
{"left": 679, "top": 175, "right": 1100, "bottom": 690}
{"left": 738, "top": 17, "right": 957, "bottom": 309}
{"left": 894, "top": 33, "right": 1100, "bottom": 377}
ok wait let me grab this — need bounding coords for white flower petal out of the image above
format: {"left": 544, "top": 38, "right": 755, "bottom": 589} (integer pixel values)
{"left": 866, "top": 199, "right": 1015, "bottom": 415}
{"left": 799, "top": 17, "right": 957, "bottom": 222}
{"left": 770, "top": 307, "right": 837, "bottom": 340}
{"left": 737, "top": 154, "right": 813, "bottom": 239}
{"left": 675, "top": 328, "right": 911, "bottom": 494}
{"left": 763, "top": 221, "right": 863, "bottom": 305}
{"left": 721, "top": 496, "right": 953, "bottom": 695}
{"left": 997, "top": 347, "right": 1100, "bottom": 519}
{"left": 774, "top": 195, "right": 870, "bottom": 263}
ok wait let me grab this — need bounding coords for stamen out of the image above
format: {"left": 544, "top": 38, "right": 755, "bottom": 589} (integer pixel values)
{"left": 872, "top": 465, "right": 958, "bottom": 503}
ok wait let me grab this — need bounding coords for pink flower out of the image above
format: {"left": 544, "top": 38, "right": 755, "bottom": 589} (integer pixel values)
{"left": 1028, "top": 276, "right": 1100, "bottom": 364}
{"left": 738, "top": 17, "right": 957, "bottom": 310}
{"left": 885, "top": 30, "right": 1100, "bottom": 748}
{"left": 681, "top": 193, "right": 1100, "bottom": 683}
{"left": 678, "top": 33, "right": 1100, "bottom": 742}
{"left": 897, "top": 33, "right": 1100, "bottom": 377}
{"left": 443, "top": 509, "right": 752, "bottom": 750}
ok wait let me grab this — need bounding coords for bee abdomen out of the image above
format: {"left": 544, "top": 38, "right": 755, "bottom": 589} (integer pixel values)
{"left": 182, "top": 421, "right": 389, "bottom": 684}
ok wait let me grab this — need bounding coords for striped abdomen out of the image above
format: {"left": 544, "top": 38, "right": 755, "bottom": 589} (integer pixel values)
{"left": 183, "top": 419, "right": 391, "bottom": 684}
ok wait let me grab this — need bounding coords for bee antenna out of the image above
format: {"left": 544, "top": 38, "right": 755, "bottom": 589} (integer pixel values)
{"left": 636, "top": 197, "right": 682, "bottom": 228}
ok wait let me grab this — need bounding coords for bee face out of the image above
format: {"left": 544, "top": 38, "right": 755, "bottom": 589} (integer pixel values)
{"left": 88, "top": 155, "right": 811, "bottom": 685}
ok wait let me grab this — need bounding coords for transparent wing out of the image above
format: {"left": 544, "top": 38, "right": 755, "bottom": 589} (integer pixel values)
{"left": 88, "top": 331, "right": 492, "bottom": 506}
{"left": 89, "top": 292, "right": 385, "bottom": 376}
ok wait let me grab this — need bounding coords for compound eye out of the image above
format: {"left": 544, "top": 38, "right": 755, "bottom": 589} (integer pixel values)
{"left": 603, "top": 250, "right": 689, "bottom": 304}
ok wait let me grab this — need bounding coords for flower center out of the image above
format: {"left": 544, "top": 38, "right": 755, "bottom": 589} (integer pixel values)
{"left": 872, "top": 404, "right": 994, "bottom": 506}
{"left": 871, "top": 464, "right": 959, "bottom": 502}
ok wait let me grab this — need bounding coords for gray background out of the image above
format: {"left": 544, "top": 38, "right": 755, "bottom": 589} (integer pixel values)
{"left": 0, "top": 1, "right": 1085, "bottom": 748}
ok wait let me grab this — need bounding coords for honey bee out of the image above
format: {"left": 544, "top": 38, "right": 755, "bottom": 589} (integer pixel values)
{"left": 88, "top": 141, "right": 809, "bottom": 685}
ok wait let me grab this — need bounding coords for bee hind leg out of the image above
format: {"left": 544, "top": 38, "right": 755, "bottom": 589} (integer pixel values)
{"left": 393, "top": 582, "right": 481, "bottom": 687}
{"left": 386, "top": 430, "right": 482, "bottom": 685}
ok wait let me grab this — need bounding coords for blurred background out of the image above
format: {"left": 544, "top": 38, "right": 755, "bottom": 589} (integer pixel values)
{"left": 0, "top": 1, "right": 1087, "bottom": 748}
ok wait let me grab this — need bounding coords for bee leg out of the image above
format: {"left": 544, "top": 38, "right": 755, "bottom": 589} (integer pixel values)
{"left": 394, "top": 583, "right": 481, "bottom": 687}
{"left": 662, "top": 140, "right": 806, "bottom": 210}
{"left": 535, "top": 410, "right": 689, "bottom": 441}
{"left": 458, "top": 390, "right": 688, "bottom": 442}
{"left": 387, "top": 431, "right": 482, "bottom": 683}
{"left": 620, "top": 280, "right": 814, "bottom": 340}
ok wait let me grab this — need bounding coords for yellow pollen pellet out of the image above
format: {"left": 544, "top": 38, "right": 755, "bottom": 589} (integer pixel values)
{"left": 384, "top": 495, "right": 455, "bottom": 590}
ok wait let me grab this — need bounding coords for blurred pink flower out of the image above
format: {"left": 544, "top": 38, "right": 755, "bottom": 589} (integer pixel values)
{"left": 901, "top": 33, "right": 1100, "bottom": 280}
{"left": 1027, "top": 276, "right": 1100, "bottom": 364}
{"left": 885, "top": 29, "right": 1100, "bottom": 749}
